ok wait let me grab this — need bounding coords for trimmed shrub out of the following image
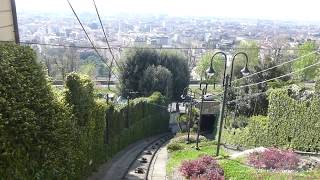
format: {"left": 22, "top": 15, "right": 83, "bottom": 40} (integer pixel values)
{"left": 167, "top": 142, "right": 184, "bottom": 152}
{"left": 170, "top": 134, "right": 207, "bottom": 144}
{"left": 248, "top": 148, "right": 300, "bottom": 170}
{"left": 0, "top": 43, "right": 74, "bottom": 179}
{"left": 179, "top": 155, "right": 224, "bottom": 179}
{"left": 65, "top": 72, "right": 95, "bottom": 126}
{"left": 268, "top": 89, "right": 320, "bottom": 152}
{"left": 0, "top": 44, "right": 170, "bottom": 179}
{"left": 222, "top": 116, "right": 269, "bottom": 148}
{"left": 64, "top": 74, "right": 170, "bottom": 178}
{"left": 223, "top": 87, "right": 320, "bottom": 152}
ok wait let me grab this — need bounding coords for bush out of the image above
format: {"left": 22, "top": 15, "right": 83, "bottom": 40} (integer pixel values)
{"left": 268, "top": 89, "right": 320, "bottom": 152}
{"left": 0, "top": 44, "right": 170, "bottom": 179}
{"left": 222, "top": 116, "right": 269, "bottom": 148}
{"left": 248, "top": 148, "right": 300, "bottom": 170}
{"left": 167, "top": 142, "right": 184, "bottom": 152}
{"left": 224, "top": 87, "right": 320, "bottom": 152}
{"left": 171, "top": 134, "right": 207, "bottom": 144}
{"left": 65, "top": 72, "right": 95, "bottom": 126}
{"left": 65, "top": 74, "right": 170, "bottom": 178}
{"left": 0, "top": 43, "right": 74, "bottom": 179}
{"left": 179, "top": 155, "right": 224, "bottom": 179}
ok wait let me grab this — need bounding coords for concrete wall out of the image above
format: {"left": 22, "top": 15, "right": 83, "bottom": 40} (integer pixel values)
{"left": 0, "top": 0, "right": 18, "bottom": 42}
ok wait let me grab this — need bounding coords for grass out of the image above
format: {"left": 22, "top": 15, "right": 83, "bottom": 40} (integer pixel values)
{"left": 166, "top": 141, "right": 227, "bottom": 177}
{"left": 166, "top": 139, "right": 320, "bottom": 180}
{"left": 189, "top": 85, "right": 223, "bottom": 99}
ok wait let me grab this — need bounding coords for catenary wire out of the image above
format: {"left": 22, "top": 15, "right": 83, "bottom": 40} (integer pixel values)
{"left": 232, "top": 51, "right": 318, "bottom": 84}
{"left": 232, "top": 60, "right": 320, "bottom": 90}
{"left": 92, "top": 0, "right": 120, "bottom": 69}
{"left": 66, "top": 0, "right": 119, "bottom": 80}
{"left": 92, "top": 0, "right": 121, "bottom": 88}
{"left": 227, "top": 92, "right": 267, "bottom": 104}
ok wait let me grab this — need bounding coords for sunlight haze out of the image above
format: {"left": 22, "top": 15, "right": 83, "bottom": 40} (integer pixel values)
{"left": 16, "top": 0, "right": 320, "bottom": 22}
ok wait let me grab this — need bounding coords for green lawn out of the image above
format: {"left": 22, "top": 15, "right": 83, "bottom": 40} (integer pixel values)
{"left": 166, "top": 141, "right": 228, "bottom": 177}
{"left": 189, "top": 85, "right": 223, "bottom": 98}
{"left": 166, "top": 140, "right": 320, "bottom": 180}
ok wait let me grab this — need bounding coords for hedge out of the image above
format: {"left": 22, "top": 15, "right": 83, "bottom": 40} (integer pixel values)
{"left": 0, "top": 43, "right": 74, "bottom": 178}
{"left": 267, "top": 88, "right": 320, "bottom": 152}
{"left": 222, "top": 116, "right": 270, "bottom": 148}
{"left": 0, "top": 43, "right": 170, "bottom": 179}
{"left": 223, "top": 81, "right": 320, "bottom": 152}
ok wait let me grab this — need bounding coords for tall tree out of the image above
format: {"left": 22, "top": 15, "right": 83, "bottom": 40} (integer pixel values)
{"left": 232, "top": 40, "right": 260, "bottom": 79}
{"left": 119, "top": 48, "right": 159, "bottom": 97}
{"left": 292, "top": 41, "right": 319, "bottom": 81}
{"left": 159, "top": 50, "right": 190, "bottom": 101}
{"left": 139, "top": 65, "right": 172, "bottom": 97}
{"left": 79, "top": 63, "right": 96, "bottom": 79}
{"left": 196, "top": 52, "right": 225, "bottom": 84}
{"left": 119, "top": 48, "right": 189, "bottom": 101}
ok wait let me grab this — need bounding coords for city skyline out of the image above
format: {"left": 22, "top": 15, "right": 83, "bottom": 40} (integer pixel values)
{"left": 16, "top": 0, "right": 320, "bottom": 22}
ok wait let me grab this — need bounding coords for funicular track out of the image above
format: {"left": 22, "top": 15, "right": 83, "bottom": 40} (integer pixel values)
{"left": 122, "top": 134, "right": 172, "bottom": 180}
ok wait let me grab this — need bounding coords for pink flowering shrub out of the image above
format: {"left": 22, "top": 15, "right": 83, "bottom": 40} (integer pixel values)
{"left": 248, "top": 148, "right": 300, "bottom": 170}
{"left": 179, "top": 155, "right": 224, "bottom": 180}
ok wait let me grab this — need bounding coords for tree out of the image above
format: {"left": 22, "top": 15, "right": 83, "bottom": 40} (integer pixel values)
{"left": 158, "top": 50, "right": 190, "bottom": 101}
{"left": 79, "top": 63, "right": 96, "bottom": 79}
{"left": 292, "top": 41, "right": 319, "bottom": 81}
{"left": 227, "top": 54, "right": 290, "bottom": 117}
{"left": 119, "top": 48, "right": 190, "bottom": 101}
{"left": 139, "top": 65, "right": 172, "bottom": 97}
{"left": 119, "top": 48, "right": 159, "bottom": 97}
{"left": 232, "top": 40, "right": 260, "bottom": 79}
{"left": 195, "top": 52, "right": 225, "bottom": 84}
{"left": 39, "top": 47, "right": 80, "bottom": 81}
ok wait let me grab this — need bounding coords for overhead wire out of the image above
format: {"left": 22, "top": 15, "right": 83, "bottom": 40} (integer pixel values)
{"left": 232, "top": 60, "right": 320, "bottom": 90}
{"left": 66, "top": 0, "right": 119, "bottom": 80}
{"left": 227, "top": 52, "right": 319, "bottom": 104}
{"left": 227, "top": 92, "right": 267, "bottom": 104}
{"left": 91, "top": 0, "right": 120, "bottom": 69}
{"left": 91, "top": 0, "right": 121, "bottom": 88}
{"left": 232, "top": 51, "right": 319, "bottom": 84}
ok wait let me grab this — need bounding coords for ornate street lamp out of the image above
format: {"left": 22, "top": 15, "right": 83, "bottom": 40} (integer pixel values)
{"left": 206, "top": 51, "right": 250, "bottom": 156}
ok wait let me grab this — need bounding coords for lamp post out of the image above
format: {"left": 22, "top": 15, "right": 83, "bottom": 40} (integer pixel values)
{"left": 195, "top": 87, "right": 206, "bottom": 150}
{"left": 206, "top": 51, "right": 250, "bottom": 156}
{"left": 181, "top": 87, "right": 194, "bottom": 144}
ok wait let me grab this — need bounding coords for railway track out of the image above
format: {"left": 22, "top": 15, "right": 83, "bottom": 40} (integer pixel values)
{"left": 123, "top": 134, "right": 172, "bottom": 180}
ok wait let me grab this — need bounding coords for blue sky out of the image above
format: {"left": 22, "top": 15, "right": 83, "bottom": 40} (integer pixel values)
{"left": 16, "top": 0, "right": 320, "bottom": 22}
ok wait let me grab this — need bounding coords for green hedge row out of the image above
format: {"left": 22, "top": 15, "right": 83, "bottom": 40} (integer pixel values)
{"left": 0, "top": 43, "right": 75, "bottom": 178}
{"left": 0, "top": 43, "right": 169, "bottom": 179}
{"left": 267, "top": 88, "right": 320, "bottom": 152}
{"left": 223, "top": 82, "right": 320, "bottom": 152}
{"left": 222, "top": 116, "right": 270, "bottom": 148}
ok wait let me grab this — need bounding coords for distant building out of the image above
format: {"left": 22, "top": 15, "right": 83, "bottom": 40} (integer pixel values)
{"left": 147, "top": 36, "right": 168, "bottom": 46}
